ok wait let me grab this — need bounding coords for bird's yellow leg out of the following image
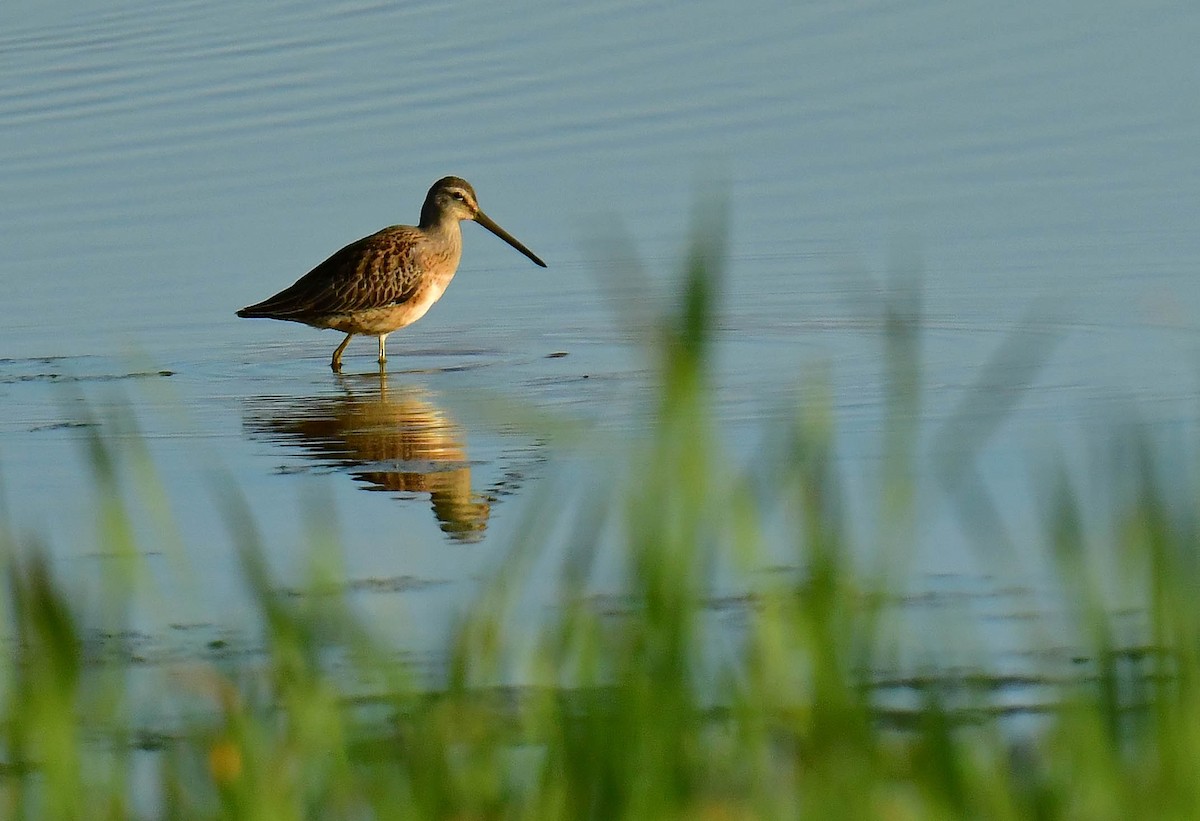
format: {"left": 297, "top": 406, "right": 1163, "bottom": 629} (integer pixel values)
{"left": 378, "top": 333, "right": 389, "bottom": 365}
{"left": 331, "top": 333, "right": 353, "bottom": 372}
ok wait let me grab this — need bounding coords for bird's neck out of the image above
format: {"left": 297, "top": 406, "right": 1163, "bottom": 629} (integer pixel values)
{"left": 420, "top": 198, "right": 460, "bottom": 229}
{"left": 419, "top": 216, "right": 463, "bottom": 260}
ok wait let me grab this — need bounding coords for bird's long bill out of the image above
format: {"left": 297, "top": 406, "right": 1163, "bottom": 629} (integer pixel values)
{"left": 474, "top": 210, "right": 547, "bottom": 268}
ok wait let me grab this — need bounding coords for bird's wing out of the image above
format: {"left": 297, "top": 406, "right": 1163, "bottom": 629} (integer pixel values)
{"left": 240, "top": 228, "right": 425, "bottom": 318}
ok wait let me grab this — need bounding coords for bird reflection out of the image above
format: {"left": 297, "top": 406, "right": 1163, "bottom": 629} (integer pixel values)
{"left": 243, "top": 374, "right": 489, "bottom": 543}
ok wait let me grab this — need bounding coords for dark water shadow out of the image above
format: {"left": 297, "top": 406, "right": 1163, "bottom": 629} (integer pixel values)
{"left": 242, "top": 373, "right": 491, "bottom": 543}
{"left": 0, "top": 356, "right": 175, "bottom": 385}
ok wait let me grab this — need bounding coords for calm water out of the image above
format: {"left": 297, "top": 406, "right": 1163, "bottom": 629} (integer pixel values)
{"left": 2, "top": 1, "right": 1199, "bottom": 669}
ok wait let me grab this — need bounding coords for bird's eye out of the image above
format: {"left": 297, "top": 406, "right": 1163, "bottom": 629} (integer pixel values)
{"left": 451, "top": 191, "right": 466, "bottom": 201}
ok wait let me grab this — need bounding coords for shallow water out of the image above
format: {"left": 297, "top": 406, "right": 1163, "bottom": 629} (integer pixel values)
{"left": 2, "top": 1, "right": 1199, "bottom": 672}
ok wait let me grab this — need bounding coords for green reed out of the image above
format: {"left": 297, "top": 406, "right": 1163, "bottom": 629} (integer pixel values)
{"left": 1, "top": 206, "right": 1200, "bottom": 819}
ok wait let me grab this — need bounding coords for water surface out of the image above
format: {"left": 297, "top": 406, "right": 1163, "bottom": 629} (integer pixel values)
{"left": 2, "top": 0, "right": 1199, "bottom": 671}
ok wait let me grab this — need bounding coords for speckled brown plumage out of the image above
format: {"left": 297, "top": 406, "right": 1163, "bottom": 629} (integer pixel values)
{"left": 237, "top": 176, "right": 546, "bottom": 371}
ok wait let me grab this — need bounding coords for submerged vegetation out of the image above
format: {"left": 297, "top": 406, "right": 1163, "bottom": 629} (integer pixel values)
{"left": 3, "top": 209, "right": 1200, "bottom": 818}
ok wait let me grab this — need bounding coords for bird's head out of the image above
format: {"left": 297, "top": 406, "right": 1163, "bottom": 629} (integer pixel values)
{"left": 421, "top": 176, "right": 547, "bottom": 268}
{"left": 423, "top": 176, "right": 480, "bottom": 223}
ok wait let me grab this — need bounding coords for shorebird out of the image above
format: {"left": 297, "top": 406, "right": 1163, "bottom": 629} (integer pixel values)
{"left": 237, "top": 176, "right": 546, "bottom": 371}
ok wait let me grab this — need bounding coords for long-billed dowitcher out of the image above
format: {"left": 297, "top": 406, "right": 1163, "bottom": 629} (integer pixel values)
{"left": 237, "top": 176, "right": 546, "bottom": 371}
